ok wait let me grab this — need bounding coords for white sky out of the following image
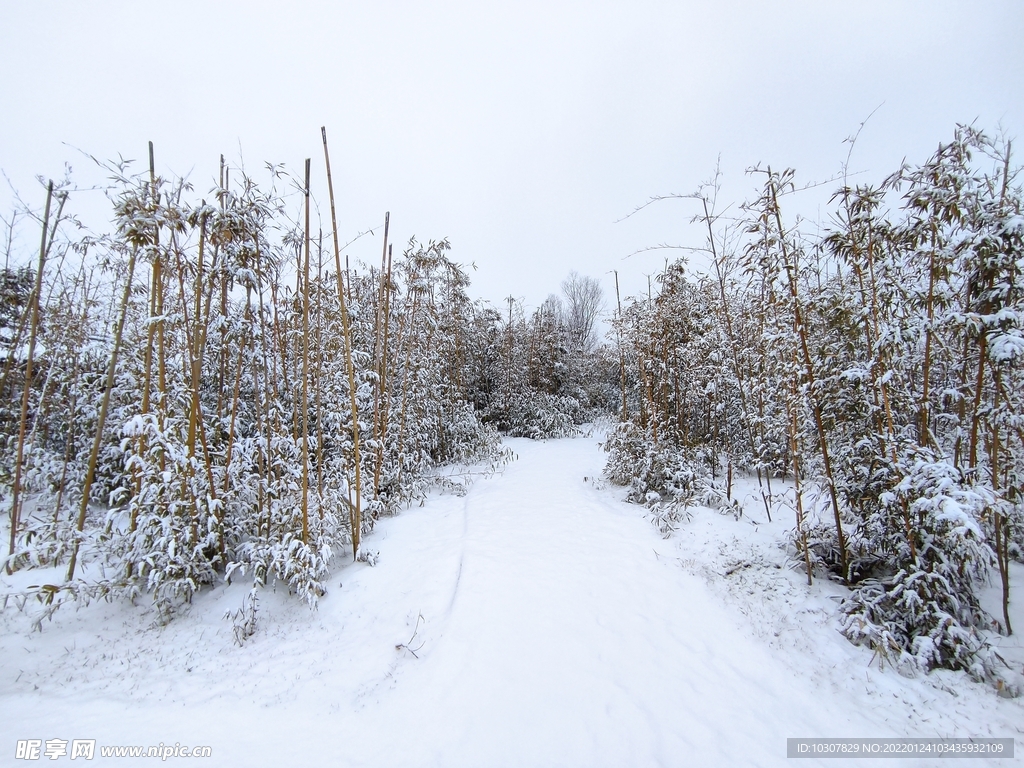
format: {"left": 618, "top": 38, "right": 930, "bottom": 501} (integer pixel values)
{"left": 1, "top": 1, "right": 1022, "bottom": 311}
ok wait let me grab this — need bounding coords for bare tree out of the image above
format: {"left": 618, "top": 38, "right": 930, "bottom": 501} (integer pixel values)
{"left": 561, "top": 271, "right": 603, "bottom": 353}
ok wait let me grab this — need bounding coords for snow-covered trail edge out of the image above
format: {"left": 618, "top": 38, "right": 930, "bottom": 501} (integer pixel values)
{"left": 1, "top": 436, "right": 1020, "bottom": 767}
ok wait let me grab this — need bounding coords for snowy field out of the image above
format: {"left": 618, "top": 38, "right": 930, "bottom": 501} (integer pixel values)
{"left": 2, "top": 435, "right": 1021, "bottom": 767}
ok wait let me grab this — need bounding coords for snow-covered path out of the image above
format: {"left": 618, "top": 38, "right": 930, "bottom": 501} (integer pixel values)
{"left": 354, "top": 436, "right": 856, "bottom": 766}
{"left": 2, "top": 436, "right": 1020, "bottom": 767}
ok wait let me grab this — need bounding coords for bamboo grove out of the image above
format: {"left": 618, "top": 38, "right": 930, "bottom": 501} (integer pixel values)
{"left": 605, "top": 126, "right": 1023, "bottom": 683}
{"left": 0, "top": 134, "right": 617, "bottom": 623}
{"left": 0, "top": 138, "right": 517, "bottom": 615}
{"left": 4, "top": 125, "right": 1020, "bottom": 690}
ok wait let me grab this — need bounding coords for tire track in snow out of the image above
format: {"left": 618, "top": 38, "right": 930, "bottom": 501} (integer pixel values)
{"left": 444, "top": 496, "right": 469, "bottom": 618}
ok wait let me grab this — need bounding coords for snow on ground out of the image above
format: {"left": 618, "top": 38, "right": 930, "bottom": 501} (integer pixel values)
{"left": 1, "top": 435, "right": 1021, "bottom": 767}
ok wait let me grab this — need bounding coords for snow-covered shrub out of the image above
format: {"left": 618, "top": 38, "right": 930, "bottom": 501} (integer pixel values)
{"left": 483, "top": 391, "right": 586, "bottom": 440}
{"left": 603, "top": 421, "right": 704, "bottom": 507}
{"left": 645, "top": 499, "right": 691, "bottom": 538}
{"left": 227, "top": 587, "right": 260, "bottom": 645}
{"left": 105, "top": 411, "right": 230, "bottom": 612}
{"left": 838, "top": 450, "right": 996, "bottom": 676}
{"left": 436, "top": 402, "right": 504, "bottom": 464}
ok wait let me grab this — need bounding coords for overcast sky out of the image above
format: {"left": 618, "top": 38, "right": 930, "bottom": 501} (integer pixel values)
{"left": 2, "top": 1, "right": 1022, "bottom": 312}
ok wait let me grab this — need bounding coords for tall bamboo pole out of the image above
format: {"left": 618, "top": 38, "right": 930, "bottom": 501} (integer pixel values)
{"left": 767, "top": 169, "right": 848, "bottom": 581}
{"left": 321, "top": 127, "right": 363, "bottom": 559}
{"left": 300, "top": 158, "right": 312, "bottom": 545}
{"left": 789, "top": 388, "right": 813, "bottom": 586}
{"left": 6, "top": 181, "right": 53, "bottom": 573}
{"left": 373, "top": 243, "right": 394, "bottom": 499}
{"left": 185, "top": 208, "right": 207, "bottom": 460}
{"left": 313, "top": 233, "right": 326, "bottom": 501}
{"left": 613, "top": 270, "right": 627, "bottom": 422}
{"left": 53, "top": 274, "right": 92, "bottom": 526}
{"left": 149, "top": 143, "right": 167, "bottom": 448}
{"left": 990, "top": 369, "right": 1012, "bottom": 634}
{"left": 371, "top": 214, "right": 390, "bottom": 499}
{"left": 703, "top": 198, "right": 759, "bottom": 474}
{"left": 66, "top": 244, "right": 140, "bottom": 583}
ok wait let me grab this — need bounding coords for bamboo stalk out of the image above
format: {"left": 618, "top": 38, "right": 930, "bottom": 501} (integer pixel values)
{"left": 252, "top": 236, "right": 277, "bottom": 542}
{"left": 373, "top": 243, "right": 394, "bottom": 499}
{"left": 918, "top": 228, "right": 938, "bottom": 448}
{"left": 53, "top": 280, "right": 91, "bottom": 526}
{"left": 6, "top": 181, "right": 53, "bottom": 573}
{"left": 149, "top": 143, "right": 167, "bottom": 450}
{"left": 395, "top": 292, "right": 418, "bottom": 475}
{"left": 704, "top": 198, "right": 759, "bottom": 473}
{"left": 990, "top": 368, "right": 1012, "bottom": 634}
{"left": 321, "top": 127, "right": 363, "bottom": 559}
{"left": 185, "top": 208, "right": 207, "bottom": 460}
{"left": 370, "top": 214, "right": 390, "bottom": 500}
{"left": 374, "top": 212, "right": 390, "bottom": 371}
{"left": 300, "top": 158, "right": 312, "bottom": 545}
{"left": 168, "top": 222, "right": 220, "bottom": 557}
{"left": 66, "top": 243, "right": 140, "bottom": 583}
{"left": 788, "top": 351, "right": 813, "bottom": 586}
{"left": 967, "top": 323, "right": 989, "bottom": 471}
{"left": 614, "top": 270, "right": 627, "bottom": 421}
{"left": 313, "top": 233, "right": 326, "bottom": 502}
{"left": 14, "top": 194, "right": 70, "bottom": 450}
{"left": 767, "top": 169, "right": 848, "bottom": 581}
